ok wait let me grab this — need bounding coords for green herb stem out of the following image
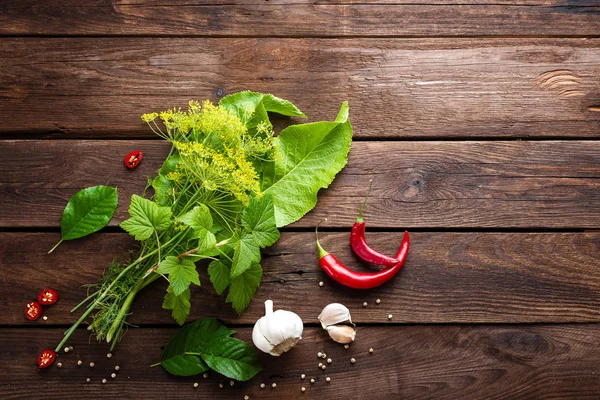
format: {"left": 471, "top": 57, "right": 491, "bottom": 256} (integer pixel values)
{"left": 47, "top": 239, "right": 63, "bottom": 254}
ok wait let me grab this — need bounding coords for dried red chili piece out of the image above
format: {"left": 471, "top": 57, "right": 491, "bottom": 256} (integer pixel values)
{"left": 124, "top": 150, "right": 143, "bottom": 169}
{"left": 37, "top": 288, "right": 59, "bottom": 305}
{"left": 25, "top": 301, "right": 43, "bottom": 321}
{"left": 37, "top": 349, "right": 56, "bottom": 369}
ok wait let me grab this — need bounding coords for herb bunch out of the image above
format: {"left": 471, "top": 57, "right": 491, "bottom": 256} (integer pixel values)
{"left": 54, "top": 92, "right": 352, "bottom": 352}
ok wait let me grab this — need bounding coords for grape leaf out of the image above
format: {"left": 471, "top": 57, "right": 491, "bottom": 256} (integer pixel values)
{"left": 163, "top": 287, "right": 191, "bottom": 326}
{"left": 157, "top": 256, "right": 200, "bottom": 296}
{"left": 178, "top": 204, "right": 213, "bottom": 232}
{"left": 263, "top": 102, "right": 352, "bottom": 227}
{"left": 241, "top": 195, "right": 280, "bottom": 248}
{"left": 49, "top": 185, "right": 118, "bottom": 253}
{"left": 219, "top": 91, "right": 306, "bottom": 124}
{"left": 230, "top": 233, "right": 261, "bottom": 278}
{"left": 226, "top": 263, "right": 262, "bottom": 314}
{"left": 208, "top": 260, "right": 231, "bottom": 295}
{"left": 120, "top": 194, "right": 172, "bottom": 240}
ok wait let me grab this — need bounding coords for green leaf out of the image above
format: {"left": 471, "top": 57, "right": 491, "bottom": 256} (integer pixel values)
{"left": 226, "top": 263, "right": 262, "bottom": 314}
{"left": 157, "top": 256, "right": 200, "bottom": 296}
{"left": 178, "top": 204, "right": 213, "bottom": 232}
{"left": 208, "top": 260, "right": 230, "bottom": 295}
{"left": 158, "top": 318, "right": 235, "bottom": 376}
{"left": 120, "top": 194, "right": 173, "bottom": 240}
{"left": 263, "top": 102, "right": 352, "bottom": 227}
{"left": 242, "top": 195, "right": 280, "bottom": 248}
{"left": 230, "top": 233, "right": 261, "bottom": 278}
{"left": 163, "top": 287, "right": 191, "bottom": 325}
{"left": 49, "top": 185, "right": 118, "bottom": 253}
{"left": 220, "top": 91, "right": 306, "bottom": 123}
{"left": 200, "top": 337, "right": 262, "bottom": 381}
{"left": 159, "top": 318, "right": 259, "bottom": 381}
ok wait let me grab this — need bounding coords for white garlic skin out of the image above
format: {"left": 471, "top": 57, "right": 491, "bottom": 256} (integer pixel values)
{"left": 318, "top": 303, "right": 352, "bottom": 329}
{"left": 326, "top": 325, "right": 356, "bottom": 344}
{"left": 252, "top": 300, "right": 303, "bottom": 356}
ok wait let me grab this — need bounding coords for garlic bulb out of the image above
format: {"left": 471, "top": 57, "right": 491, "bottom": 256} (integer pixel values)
{"left": 252, "top": 300, "right": 303, "bottom": 356}
{"left": 326, "top": 325, "right": 356, "bottom": 344}
{"left": 318, "top": 303, "right": 352, "bottom": 329}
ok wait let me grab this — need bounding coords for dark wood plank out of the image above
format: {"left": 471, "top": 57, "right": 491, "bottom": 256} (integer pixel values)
{"left": 1, "top": 2, "right": 600, "bottom": 37}
{"left": 1, "top": 140, "right": 598, "bottom": 229}
{"left": 4, "top": 232, "right": 600, "bottom": 325}
{"left": 2, "top": 38, "right": 600, "bottom": 138}
{"left": 2, "top": 325, "right": 599, "bottom": 399}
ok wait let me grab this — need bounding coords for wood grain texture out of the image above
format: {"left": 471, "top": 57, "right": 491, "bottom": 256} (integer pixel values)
{"left": 2, "top": 38, "right": 600, "bottom": 138}
{"left": 0, "top": 140, "right": 598, "bottom": 229}
{"left": 1, "top": 2, "right": 600, "bottom": 37}
{"left": 3, "top": 232, "right": 599, "bottom": 325}
{"left": 2, "top": 325, "right": 600, "bottom": 399}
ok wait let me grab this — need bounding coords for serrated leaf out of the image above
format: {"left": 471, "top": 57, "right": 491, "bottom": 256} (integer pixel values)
{"left": 230, "top": 233, "right": 261, "bottom": 278}
{"left": 242, "top": 195, "right": 280, "bottom": 248}
{"left": 178, "top": 204, "right": 213, "bottom": 232}
{"left": 50, "top": 185, "right": 118, "bottom": 253}
{"left": 200, "top": 337, "right": 262, "bottom": 381}
{"left": 263, "top": 102, "right": 352, "bottom": 227}
{"left": 226, "top": 263, "right": 262, "bottom": 314}
{"left": 163, "top": 287, "right": 191, "bottom": 325}
{"left": 120, "top": 194, "right": 172, "bottom": 240}
{"left": 208, "top": 260, "right": 230, "bottom": 295}
{"left": 157, "top": 256, "right": 200, "bottom": 296}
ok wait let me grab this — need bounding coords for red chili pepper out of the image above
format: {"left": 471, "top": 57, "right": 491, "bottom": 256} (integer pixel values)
{"left": 351, "top": 181, "right": 410, "bottom": 267}
{"left": 37, "top": 349, "right": 56, "bottom": 369}
{"left": 124, "top": 150, "right": 143, "bottom": 169}
{"left": 37, "top": 288, "right": 59, "bottom": 305}
{"left": 316, "top": 221, "right": 403, "bottom": 289}
{"left": 25, "top": 301, "right": 43, "bottom": 321}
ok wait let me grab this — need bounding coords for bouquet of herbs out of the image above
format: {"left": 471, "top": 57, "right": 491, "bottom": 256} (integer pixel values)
{"left": 55, "top": 92, "right": 352, "bottom": 353}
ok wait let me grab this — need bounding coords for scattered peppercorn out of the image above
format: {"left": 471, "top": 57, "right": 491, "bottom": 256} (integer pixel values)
{"left": 111, "top": 373, "right": 116, "bottom": 379}
{"left": 369, "top": 348, "right": 374, "bottom": 354}
{"left": 202, "top": 372, "right": 208, "bottom": 378}
{"left": 193, "top": 383, "right": 198, "bottom": 388}
{"left": 77, "top": 360, "right": 82, "bottom": 366}
{"left": 317, "top": 352, "right": 322, "bottom": 358}
{"left": 301, "top": 387, "right": 306, "bottom": 392}
{"left": 344, "top": 344, "right": 350, "bottom": 349}
{"left": 219, "top": 383, "right": 224, "bottom": 389}
{"left": 326, "top": 377, "right": 331, "bottom": 383}
{"left": 260, "top": 383, "right": 265, "bottom": 389}
{"left": 363, "top": 302, "right": 368, "bottom": 307}
{"left": 115, "top": 365, "right": 120, "bottom": 371}
{"left": 42, "top": 316, "right": 48, "bottom": 321}
{"left": 244, "top": 396, "right": 250, "bottom": 400}
{"left": 89, "top": 362, "right": 95, "bottom": 368}
{"left": 310, "top": 378, "right": 315, "bottom": 384}
{"left": 388, "top": 314, "right": 393, "bottom": 320}
{"left": 57, "top": 362, "right": 62, "bottom": 368}
{"left": 85, "top": 378, "right": 91, "bottom": 383}
{"left": 106, "top": 353, "right": 112, "bottom": 359}
{"left": 321, "top": 365, "right": 326, "bottom": 370}
{"left": 272, "top": 383, "right": 277, "bottom": 388}
{"left": 301, "top": 374, "right": 306, "bottom": 380}
{"left": 350, "top": 358, "right": 356, "bottom": 364}
{"left": 327, "top": 358, "right": 332, "bottom": 364}
{"left": 64, "top": 347, "right": 70, "bottom": 353}
{"left": 319, "top": 281, "right": 324, "bottom": 287}
{"left": 102, "top": 379, "right": 107, "bottom": 384}
{"left": 376, "top": 299, "right": 381, "bottom": 304}
{"left": 230, "top": 380, "right": 235, "bottom": 387}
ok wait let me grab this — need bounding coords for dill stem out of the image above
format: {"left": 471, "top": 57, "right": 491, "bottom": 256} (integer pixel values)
{"left": 70, "top": 290, "right": 99, "bottom": 313}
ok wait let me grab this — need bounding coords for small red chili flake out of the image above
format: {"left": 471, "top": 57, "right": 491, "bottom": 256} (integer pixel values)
{"left": 25, "top": 301, "right": 43, "bottom": 321}
{"left": 124, "top": 150, "right": 143, "bottom": 169}
{"left": 37, "top": 349, "right": 56, "bottom": 369}
{"left": 37, "top": 288, "right": 59, "bottom": 305}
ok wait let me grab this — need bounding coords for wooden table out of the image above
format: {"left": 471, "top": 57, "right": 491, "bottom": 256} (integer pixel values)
{"left": 1, "top": 2, "right": 600, "bottom": 399}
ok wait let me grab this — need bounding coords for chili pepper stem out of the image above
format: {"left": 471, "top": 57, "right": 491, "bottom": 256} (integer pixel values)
{"left": 315, "top": 219, "right": 330, "bottom": 258}
{"left": 48, "top": 239, "right": 63, "bottom": 254}
{"left": 356, "top": 180, "right": 373, "bottom": 223}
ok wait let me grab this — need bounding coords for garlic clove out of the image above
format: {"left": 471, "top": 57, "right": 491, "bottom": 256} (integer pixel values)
{"left": 318, "top": 303, "right": 352, "bottom": 329}
{"left": 252, "top": 300, "right": 303, "bottom": 356}
{"left": 326, "top": 325, "right": 356, "bottom": 344}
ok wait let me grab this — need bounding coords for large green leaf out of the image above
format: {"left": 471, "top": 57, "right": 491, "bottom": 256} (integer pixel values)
{"left": 158, "top": 319, "right": 234, "bottom": 376}
{"left": 241, "top": 195, "right": 280, "bottom": 248}
{"left": 219, "top": 91, "right": 306, "bottom": 124}
{"left": 158, "top": 318, "right": 260, "bottom": 381}
{"left": 120, "top": 194, "right": 173, "bottom": 240}
{"left": 49, "top": 185, "right": 118, "bottom": 253}
{"left": 200, "top": 337, "right": 262, "bottom": 381}
{"left": 263, "top": 102, "right": 352, "bottom": 227}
